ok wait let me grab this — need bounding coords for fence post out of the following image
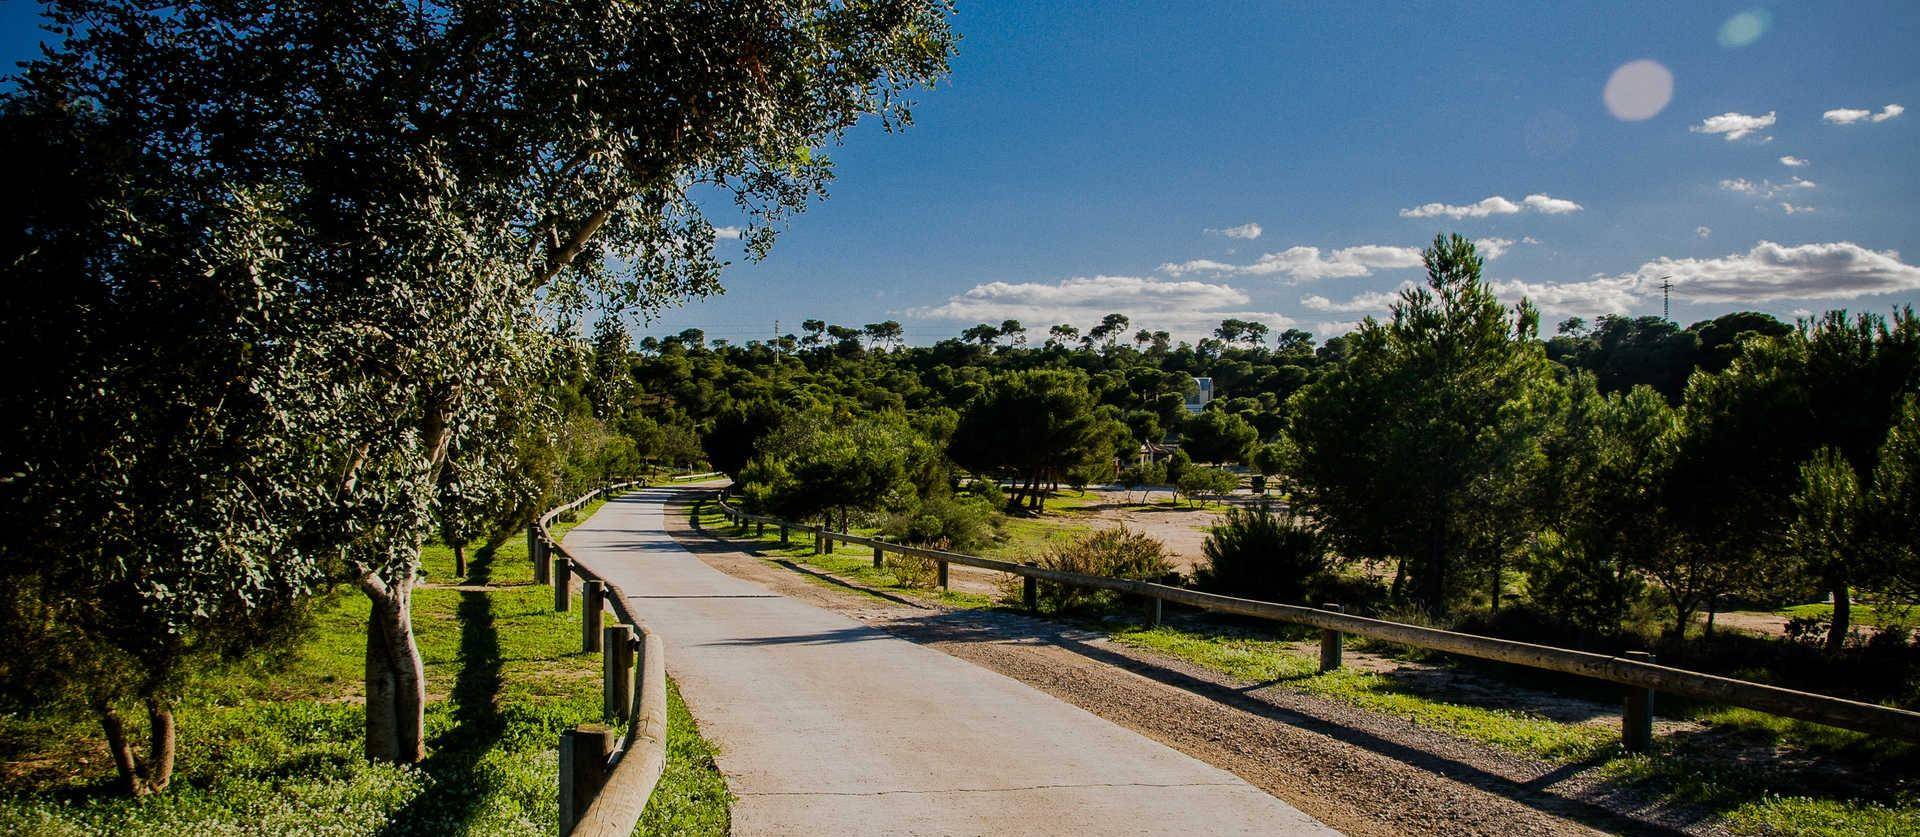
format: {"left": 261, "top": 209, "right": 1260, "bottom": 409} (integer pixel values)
{"left": 937, "top": 559, "right": 949, "bottom": 591}
{"left": 779, "top": 523, "right": 789, "bottom": 545}
{"left": 534, "top": 535, "right": 550, "bottom": 584}
{"left": 553, "top": 557, "right": 571, "bottom": 612}
{"left": 873, "top": 543, "right": 885, "bottom": 569}
{"left": 1023, "top": 564, "right": 1039, "bottom": 612}
{"left": 630, "top": 628, "right": 650, "bottom": 721}
{"left": 756, "top": 520, "right": 765, "bottom": 537}
{"left": 1319, "top": 604, "right": 1344, "bottom": 673}
{"left": 1623, "top": 650, "right": 1656, "bottom": 753}
{"left": 692, "top": 499, "right": 703, "bottom": 529}
{"left": 581, "top": 580, "right": 604, "bottom": 652}
{"left": 527, "top": 522, "right": 538, "bottom": 572}
{"left": 814, "top": 529, "right": 825, "bottom": 555}
{"left": 603, "top": 626, "right": 631, "bottom": 723}
{"left": 558, "top": 724, "right": 616, "bottom": 836}
{"left": 1146, "top": 595, "right": 1163, "bottom": 627}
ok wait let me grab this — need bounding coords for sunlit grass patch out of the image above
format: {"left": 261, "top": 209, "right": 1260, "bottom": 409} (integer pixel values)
{"left": 1, "top": 499, "right": 728, "bottom": 836}
{"left": 1114, "top": 624, "right": 1612, "bottom": 762}
{"left": 1722, "top": 794, "right": 1920, "bottom": 837}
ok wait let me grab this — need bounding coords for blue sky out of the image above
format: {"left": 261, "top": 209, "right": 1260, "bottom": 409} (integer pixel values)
{"left": 7, "top": 1, "right": 1917, "bottom": 344}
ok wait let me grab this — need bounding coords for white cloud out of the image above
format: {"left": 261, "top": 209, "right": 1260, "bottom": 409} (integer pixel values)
{"left": 1397, "top": 193, "right": 1582, "bottom": 219}
{"left": 1314, "top": 321, "right": 1362, "bottom": 337}
{"left": 1690, "top": 110, "right": 1776, "bottom": 141}
{"left": 1162, "top": 244, "right": 1425, "bottom": 281}
{"left": 1474, "top": 241, "right": 1920, "bottom": 316}
{"left": 1157, "top": 259, "right": 1236, "bottom": 275}
{"left": 1399, "top": 196, "right": 1520, "bottom": 219}
{"left": 1300, "top": 286, "right": 1411, "bottom": 314}
{"left": 1640, "top": 241, "right": 1920, "bottom": 303}
{"left": 1475, "top": 237, "right": 1517, "bottom": 259}
{"left": 714, "top": 226, "right": 744, "bottom": 240}
{"left": 1521, "top": 194, "right": 1584, "bottom": 214}
{"left": 1719, "top": 176, "right": 1816, "bottom": 199}
{"left": 1239, "top": 246, "right": 1425, "bottom": 280}
{"left": 1208, "top": 222, "right": 1263, "bottom": 240}
{"left": 1779, "top": 155, "right": 1809, "bottom": 167}
{"left": 908, "top": 275, "right": 1292, "bottom": 336}
{"left": 1696, "top": 226, "right": 1713, "bottom": 239}
{"left": 1780, "top": 202, "right": 1815, "bottom": 214}
{"left": 1491, "top": 276, "right": 1644, "bottom": 316}
{"left": 1166, "top": 237, "right": 1519, "bottom": 282}
{"left": 1522, "top": 236, "right": 1542, "bottom": 245}
{"left": 1823, "top": 104, "right": 1904, "bottom": 125}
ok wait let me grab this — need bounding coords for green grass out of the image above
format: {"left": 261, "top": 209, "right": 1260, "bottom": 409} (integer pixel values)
{"left": 1, "top": 498, "right": 730, "bottom": 836}
{"left": 1110, "top": 625, "right": 1614, "bottom": 761}
{"left": 1778, "top": 602, "right": 1914, "bottom": 628}
{"left": 1111, "top": 622, "right": 1920, "bottom": 834}
{"left": 979, "top": 514, "right": 1093, "bottom": 561}
{"left": 691, "top": 504, "right": 994, "bottom": 609}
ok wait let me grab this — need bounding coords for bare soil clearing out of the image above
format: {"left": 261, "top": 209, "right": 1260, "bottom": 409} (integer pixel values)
{"left": 669, "top": 496, "right": 1725, "bottom": 837}
{"left": 1011, "top": 488, "right": 1225, "bottom": 574}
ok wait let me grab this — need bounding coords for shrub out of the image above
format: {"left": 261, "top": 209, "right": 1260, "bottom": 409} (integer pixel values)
{"left": 886, "top": 552, "right": 941, "bottom": 588}
{"left": 1017, "top": 528, "right": 1175, "bottom": 612}
{"left": 1117, "top": 461, "right": 1166, "bottom": 502}
{"left": 1176, "top": 465, "right": 1238, "bottom": 505}
{"left": 1196, "top": 500, "right": 1329, "bottom": 604}
{"left": 881, "top": 493, "right": 999, "bottom": 553}
{"left": 967, "top": 478, "right": 1005, "bottom": 509}
{"left": 1521, "top": 530, "right": 1644, "bottom": 639}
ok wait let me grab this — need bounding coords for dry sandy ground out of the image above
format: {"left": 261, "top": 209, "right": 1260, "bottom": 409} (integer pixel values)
{"left": 1024, "top": 487, "right": 1241, "bottom": 575}
{"left": 669, "top": 498, "right": 1732, "bottom": 837}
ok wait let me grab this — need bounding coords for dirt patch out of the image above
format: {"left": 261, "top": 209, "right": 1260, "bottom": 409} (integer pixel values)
{"left": 1049, "top": 489, "right": 1223, "bottom": 574}
{"left": 666, "top": 498, "right": 1716, "bottom": 837}
{"left": 1704, "top": 610, "right": 1788, "bottom": 638}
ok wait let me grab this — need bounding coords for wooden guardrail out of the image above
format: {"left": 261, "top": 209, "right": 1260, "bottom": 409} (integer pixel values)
{"left": 709, "top": 491, "right": 1920, "bottom": 750}
{"left": 533, "top": 481, "right": 671, "bottom": 836}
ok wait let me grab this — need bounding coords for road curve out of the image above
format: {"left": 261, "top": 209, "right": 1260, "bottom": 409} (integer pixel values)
{"left": 564, "top": 487, "right": 1337, "bottom": 836}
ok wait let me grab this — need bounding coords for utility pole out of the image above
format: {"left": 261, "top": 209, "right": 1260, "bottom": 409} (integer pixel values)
{"left": 1659, "top": 276, "right": 1673, "bottom": 321}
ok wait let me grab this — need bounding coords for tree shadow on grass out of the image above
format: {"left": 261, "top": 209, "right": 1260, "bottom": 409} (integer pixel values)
{"left": 375, "top": 533, "right": 509, "bottom": 837}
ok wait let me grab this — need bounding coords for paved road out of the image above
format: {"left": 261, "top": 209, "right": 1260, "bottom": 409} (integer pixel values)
{"left": 565, "top": 487, "right": 1337, "bottom": 836}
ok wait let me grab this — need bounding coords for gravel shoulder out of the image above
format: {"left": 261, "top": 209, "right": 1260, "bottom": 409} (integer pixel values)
{"left": 668, "top": 496, "right": 1719, "bottom": 837}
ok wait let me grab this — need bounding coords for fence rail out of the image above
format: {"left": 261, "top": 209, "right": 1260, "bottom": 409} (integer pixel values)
{"left": 709, "top": 492, "right": 1920, "bottom": 749}
{"left": 533, "top": 482, "right": 669, "bottom": 836}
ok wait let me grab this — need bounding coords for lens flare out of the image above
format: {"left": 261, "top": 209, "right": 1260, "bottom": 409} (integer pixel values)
{"left": 1718, "top": 9, "right": 1772, "bottom": 48}
{"left": 1603, "top": 59, "right": 1674, "bottom": 122}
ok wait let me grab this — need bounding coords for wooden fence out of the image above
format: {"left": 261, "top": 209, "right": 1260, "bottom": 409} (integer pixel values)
{"left": 534, "top": 482, "right": 669, "bottom": 836}
{"left": 709, "top": 492, "right": 1920, "bottom": 750}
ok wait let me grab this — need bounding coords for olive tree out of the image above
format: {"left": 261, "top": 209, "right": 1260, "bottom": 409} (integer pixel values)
{"left": 0, "top": 94, "right": 328, "bottom": 794}
{"left": 19, "top": 0, "right": 952, "bottom": 764}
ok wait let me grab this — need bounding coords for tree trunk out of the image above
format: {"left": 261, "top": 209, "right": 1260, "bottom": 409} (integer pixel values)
{"left": 453, "top": 543, "right": 466, "bottom": 577}
{"left": 1671, "top": 602, "right": 1696, "bottom": 644}
{"left": 1828, "top": 579, "right": 1851, "bottom": 655}
{"left": 1489, "top": 555, "right": 1502, "bottom": 614}
{"left": 1705, "top": 595, "right": 1718, "bottom": 638}
{"left": 363, "top": 576, "right": 427, "bottom": 764}
{"left": 143, "top": 697, "right": 175, "bottom": 792}
{"left": 94, "top": 696, "right": 176, "bottom": 795}
{"left": 1422, "top": 534, "right": 1448, "bottom": 617}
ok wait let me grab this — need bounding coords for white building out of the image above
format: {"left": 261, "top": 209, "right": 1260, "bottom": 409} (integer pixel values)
{"left": 1184, "top": 377, "right": 1214, "bottom": 413}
